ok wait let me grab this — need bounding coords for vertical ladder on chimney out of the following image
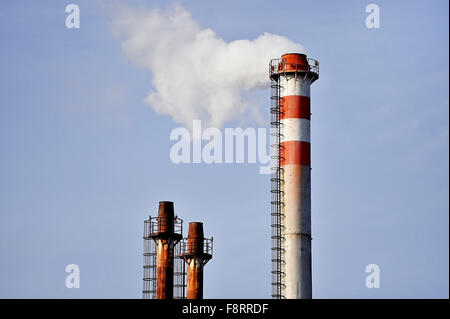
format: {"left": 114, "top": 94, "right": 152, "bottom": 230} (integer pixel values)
{"left": 174, "top": 242, "right": 187, "bottom": 299}
{"left": 270, "top": 77, "right": 286, "bottom": 299}
{"left": 143, "top": 216, "right": 186, "bottom": 299}
{"left": 143, "top": 218, "right": 157, "bottom": 299}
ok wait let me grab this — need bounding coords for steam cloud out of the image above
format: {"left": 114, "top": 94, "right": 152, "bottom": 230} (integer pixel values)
{"left": 114, "top": 4, "right": 306, "bottom": 128}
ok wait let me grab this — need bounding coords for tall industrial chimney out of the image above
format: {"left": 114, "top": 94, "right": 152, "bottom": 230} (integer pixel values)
{"left": 148, "top": 201, "right": 183, "bottom": 299}
{"left": 181, "top": 222, "right": 213, "bottom": 299}
{"left": 270, "top": 53, "right": 319, "bottom": 299}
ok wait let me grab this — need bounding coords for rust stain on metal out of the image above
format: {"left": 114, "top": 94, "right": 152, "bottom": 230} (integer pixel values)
{"left": 156, "top": 241, "right": 174, "bottom": 299}
{"left": 278, "top": 53, "right": 310, "bottom": 72}
{"left": 150, "top": 201, "right": 182, "bottom": 299}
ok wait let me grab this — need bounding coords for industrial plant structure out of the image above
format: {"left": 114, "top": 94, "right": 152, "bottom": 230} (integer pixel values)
{"left": 142, "top": 52, "right": 319, "bottom": 300}
{"left": 270, "top": 53, "right": 319, "bottom": 299}
{"left": 143, "top": 201, "right": 213, "bottom": 299}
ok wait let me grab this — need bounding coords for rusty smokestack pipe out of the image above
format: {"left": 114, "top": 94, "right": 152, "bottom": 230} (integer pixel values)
{"left": 151, "top": 201, "right": 181, "bottom": 299}
{"left": 157, "top": 201, "right": 175, "bottom": 233}
{"left": 183, "top": 222, "right": 212, "bottom": 299}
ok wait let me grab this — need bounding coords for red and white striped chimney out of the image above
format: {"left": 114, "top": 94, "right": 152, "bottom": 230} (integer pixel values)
{"left": 271, "top": 53, "right": 319, "bottom": 299}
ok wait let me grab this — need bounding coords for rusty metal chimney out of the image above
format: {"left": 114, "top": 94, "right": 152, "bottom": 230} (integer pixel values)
{"left": 149, "top": 201, "right": 182, "bottom": 299}
{"left": 182, "top": 222, "right": 213, "bottom": 299}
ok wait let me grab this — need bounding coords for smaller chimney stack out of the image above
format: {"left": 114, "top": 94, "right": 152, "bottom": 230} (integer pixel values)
{"left": 182, "top": 222, "right": 213, "bottom": 299}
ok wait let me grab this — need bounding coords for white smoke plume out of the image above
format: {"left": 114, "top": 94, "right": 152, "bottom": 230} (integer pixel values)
{"left": 113, "top": 4, "right": 306, "bottom": 128}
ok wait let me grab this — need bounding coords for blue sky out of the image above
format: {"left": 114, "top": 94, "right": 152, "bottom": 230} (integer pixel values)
{"left": 0, "top": 0, "right": 448, "bottom": 298}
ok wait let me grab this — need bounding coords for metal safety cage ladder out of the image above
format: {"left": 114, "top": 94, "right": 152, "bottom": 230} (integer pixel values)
{"left": 180, "top": 237, "right": 214, "bottom": 266}
{"left": 269, "top": 61, "right": 286, "bottom": 299}
{"left": 143, "top": 215, "right": 186, "bottom": 299}
{"left": 143, "top": 218, "right": 157, "bottom": 299}
{"left": 174, "top": 242, "right": 187, "bottom": 299}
